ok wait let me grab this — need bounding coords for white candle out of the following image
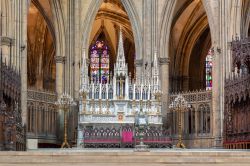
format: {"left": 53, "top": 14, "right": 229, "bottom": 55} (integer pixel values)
{"left": 140, "top": 84, "right": 143, "bottom": 100}
{"left": 106, "top": 83, "right": 108, "bottom": 99}
{"left": 148, "top": 85, "right": 151, "bottom": 100}
{"left": 92, "top": 83, "right": 94, "bottom": 99}
{"left": 99, "top": 83, "right": 102, "bottom": 99}
{"left": 133, "top": 84, "right": 135, "bottom": 100}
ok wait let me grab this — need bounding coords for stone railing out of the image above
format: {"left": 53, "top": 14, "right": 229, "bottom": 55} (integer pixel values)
{"left": 27, "top": 89, "right": 58, "bottom": 144}
{"left": 27, "top": 89, "right": 57, "bottom": 104}
{"left": 170, "top": 89, "right": 212, "bottom": 106}
{"left": 169, "top": 90, "right": 213, "bottom": 148}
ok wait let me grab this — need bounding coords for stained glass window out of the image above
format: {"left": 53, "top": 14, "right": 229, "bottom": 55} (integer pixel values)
{"left": 90, "top": 40, "right": 109, "bottom": 83}
{"left": 205, "top": 49, "right": 212, "bottom": 90}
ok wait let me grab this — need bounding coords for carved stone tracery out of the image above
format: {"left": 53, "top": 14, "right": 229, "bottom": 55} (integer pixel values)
{"left": 55, "top": 56, "right": 66, "bottom": 64}
{"left": 169, "top": 89, "right": 212, "bottom": 147}
{"left": 134, "top": 59, "right": 143, "bottom": 67}
{"left": 159, "top": 58, "right": 170, "bottom": 65}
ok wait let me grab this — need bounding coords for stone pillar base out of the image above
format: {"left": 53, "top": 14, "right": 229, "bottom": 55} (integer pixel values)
{"left": 213, "top": 137, "right": 223, "bottom": 148}
{"left": 134, "top": 144, "right": 149, "bottom": 152}
{"left": 26, "top": 139, "right": 38, "bottom": 150}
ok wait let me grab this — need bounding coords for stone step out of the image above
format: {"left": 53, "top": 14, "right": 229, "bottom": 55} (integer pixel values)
{"left": 1, "top": 150, "right": 250, "bottom": 166}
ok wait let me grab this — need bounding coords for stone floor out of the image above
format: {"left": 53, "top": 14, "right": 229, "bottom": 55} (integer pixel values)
{"left": 1, "top": 148, "right": 250, "bottom": 166}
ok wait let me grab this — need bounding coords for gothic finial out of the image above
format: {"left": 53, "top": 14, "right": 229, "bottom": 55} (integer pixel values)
{"left": 153, "top": 51, "right": 158, "bottom": 66}
{"left": 80, "top": 48, "right": 89, "bottom": 93}
{"left": 81, "top": 49, "right": 86, "bottom": 69}
{"left": 116, "top": 26, "right": 125, "bottom": 63}
{"left": 152, "top": 51, "right": 160, "bottom": 92}
{"left": 114, "top": 25, "right": 127, "bottom": 76}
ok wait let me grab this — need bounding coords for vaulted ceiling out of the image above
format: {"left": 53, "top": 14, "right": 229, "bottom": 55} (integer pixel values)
{"left": 27, "top": 1, "right": 55, "bottom": 91}
{"left": 169, "top": 0, "right": 211, "bottom": 91}
{"left": 89, "top": 0, "right": 135, "bottom": 77}
{"left": 89, "top": 0, "right": 134, "bottom": 49}
{"left": 242, "top": 0, "right": 250, "bottom": 37}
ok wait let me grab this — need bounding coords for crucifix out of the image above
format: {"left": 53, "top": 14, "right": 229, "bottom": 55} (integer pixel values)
{"left": 118, "top": 77, "right": 124, "bottom": 99}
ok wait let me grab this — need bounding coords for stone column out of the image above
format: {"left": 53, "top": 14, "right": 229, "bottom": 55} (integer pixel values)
{"left": 203, "top": 0, "right": 227, "bottom": 148}
{"left": 55, "top": 56, "right": 65, "bottom": 142}
{"left": 195, "top": 105, "right": 199, "bottom": 135}
{"left": 159, "top": 57, "right": 170, "bottom": 128}
{"left": 212, "top": 0, "right": 230, "bottom": 148}
{"left": 74, "top": 0, "right": 80, "bottom": 99}
{"left": 20, "top": 0, "right": 28, "bottom": 127}
{"left": 134, "top": 59, "right": 143, "bottom": 79}
{"left": 77, "top": 125, "right": 83, "bottom": 148}
{"left": 142, "top": 0, "right": 151, "bottom": 62}
{"left": 212, "top": 47, "right": 224, "bottom": 148}
{"left": 55, "top": 56, "right": 65, "bottom": 95}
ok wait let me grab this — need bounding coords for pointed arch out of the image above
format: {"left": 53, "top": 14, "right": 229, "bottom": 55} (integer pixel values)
{"left": 31, "top": 0, "right": 56, "bottom": 43}
{"left": 80, "top": 0, "right": 142, "bottom": 59}
{"left": 89, "top": 26, "right": 116, "bottom": 75}
{"left": 159, "top": 0, "right": 176, "bottom": 59}
{"left": 167, "top": 0, "right": 212, "bottom": 91}
{"left": 27, "top": 0, "right": 58, "bottom": 90}
{"left": 242, "top": 0, "right": 250, "bottom": 37}
{"left": 90, "top": 25, "right": 116, "bottom": 55}
{"left": 49, "top": 0, "right": 66, "bottom": 94}
{"left": 50, "top": 0, "right": 65, "bottom": 59}
{"left": 201, "top": 0, "right": 218, "bottom": 43}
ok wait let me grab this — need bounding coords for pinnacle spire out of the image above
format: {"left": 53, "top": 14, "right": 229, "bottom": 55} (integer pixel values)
{"left": 80, "top": 49, "right": 88, "bottom": 92}
{"left": 81, "top": 49, "right": 86, "bottom": 72}
{"left": 153, "top": 50, "right": 159, "bottom": 76}
{"left": 116, "top": 26, "right": 125, "bottom": 64}
{"left": 152, "top": 50, "right": 160, "bottom": 93}
{"left": 114, "top": 26, "right": 127, "bottom": 75}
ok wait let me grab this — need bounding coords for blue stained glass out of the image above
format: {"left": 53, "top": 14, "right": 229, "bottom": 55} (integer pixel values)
{"left": 90, "top": 40, "right": 109, "bottom": 83}
{"left": 205, "top": 49, "right": 213, "bottom": 90}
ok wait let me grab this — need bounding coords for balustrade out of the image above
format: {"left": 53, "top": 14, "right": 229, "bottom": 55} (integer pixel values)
{"left": 27, "top": 89, "right": 57, "bottom": 144}
{"left": 169, "top": 90, "right": 212, "bottom": 147}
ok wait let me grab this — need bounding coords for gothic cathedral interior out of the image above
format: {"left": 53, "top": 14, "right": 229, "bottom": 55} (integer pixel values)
{"left": 0, "top": 0, "right": 250, "bottom": 150}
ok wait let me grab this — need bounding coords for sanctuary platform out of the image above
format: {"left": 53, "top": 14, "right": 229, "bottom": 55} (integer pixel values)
{"left": 1, "top": 149, "right": 250, "bottom": 166}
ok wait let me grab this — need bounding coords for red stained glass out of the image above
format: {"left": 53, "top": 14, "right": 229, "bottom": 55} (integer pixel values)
{"left": 205, "top": 49, "right": 213, "bottom": 90}
{"left": 90, "top": 40, "right": 109, "bottom": 83}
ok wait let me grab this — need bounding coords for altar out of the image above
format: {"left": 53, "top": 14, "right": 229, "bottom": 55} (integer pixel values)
{"left": 77, "top": 28, "right": 167, "bottom": 148}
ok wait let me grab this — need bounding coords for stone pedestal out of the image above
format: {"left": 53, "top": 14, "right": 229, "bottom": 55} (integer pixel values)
{"left": 26, "top": 139, "right": 38, "bottom": 150}
{"left": 134, "top": 144, "right": 149, "bottom": 152}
